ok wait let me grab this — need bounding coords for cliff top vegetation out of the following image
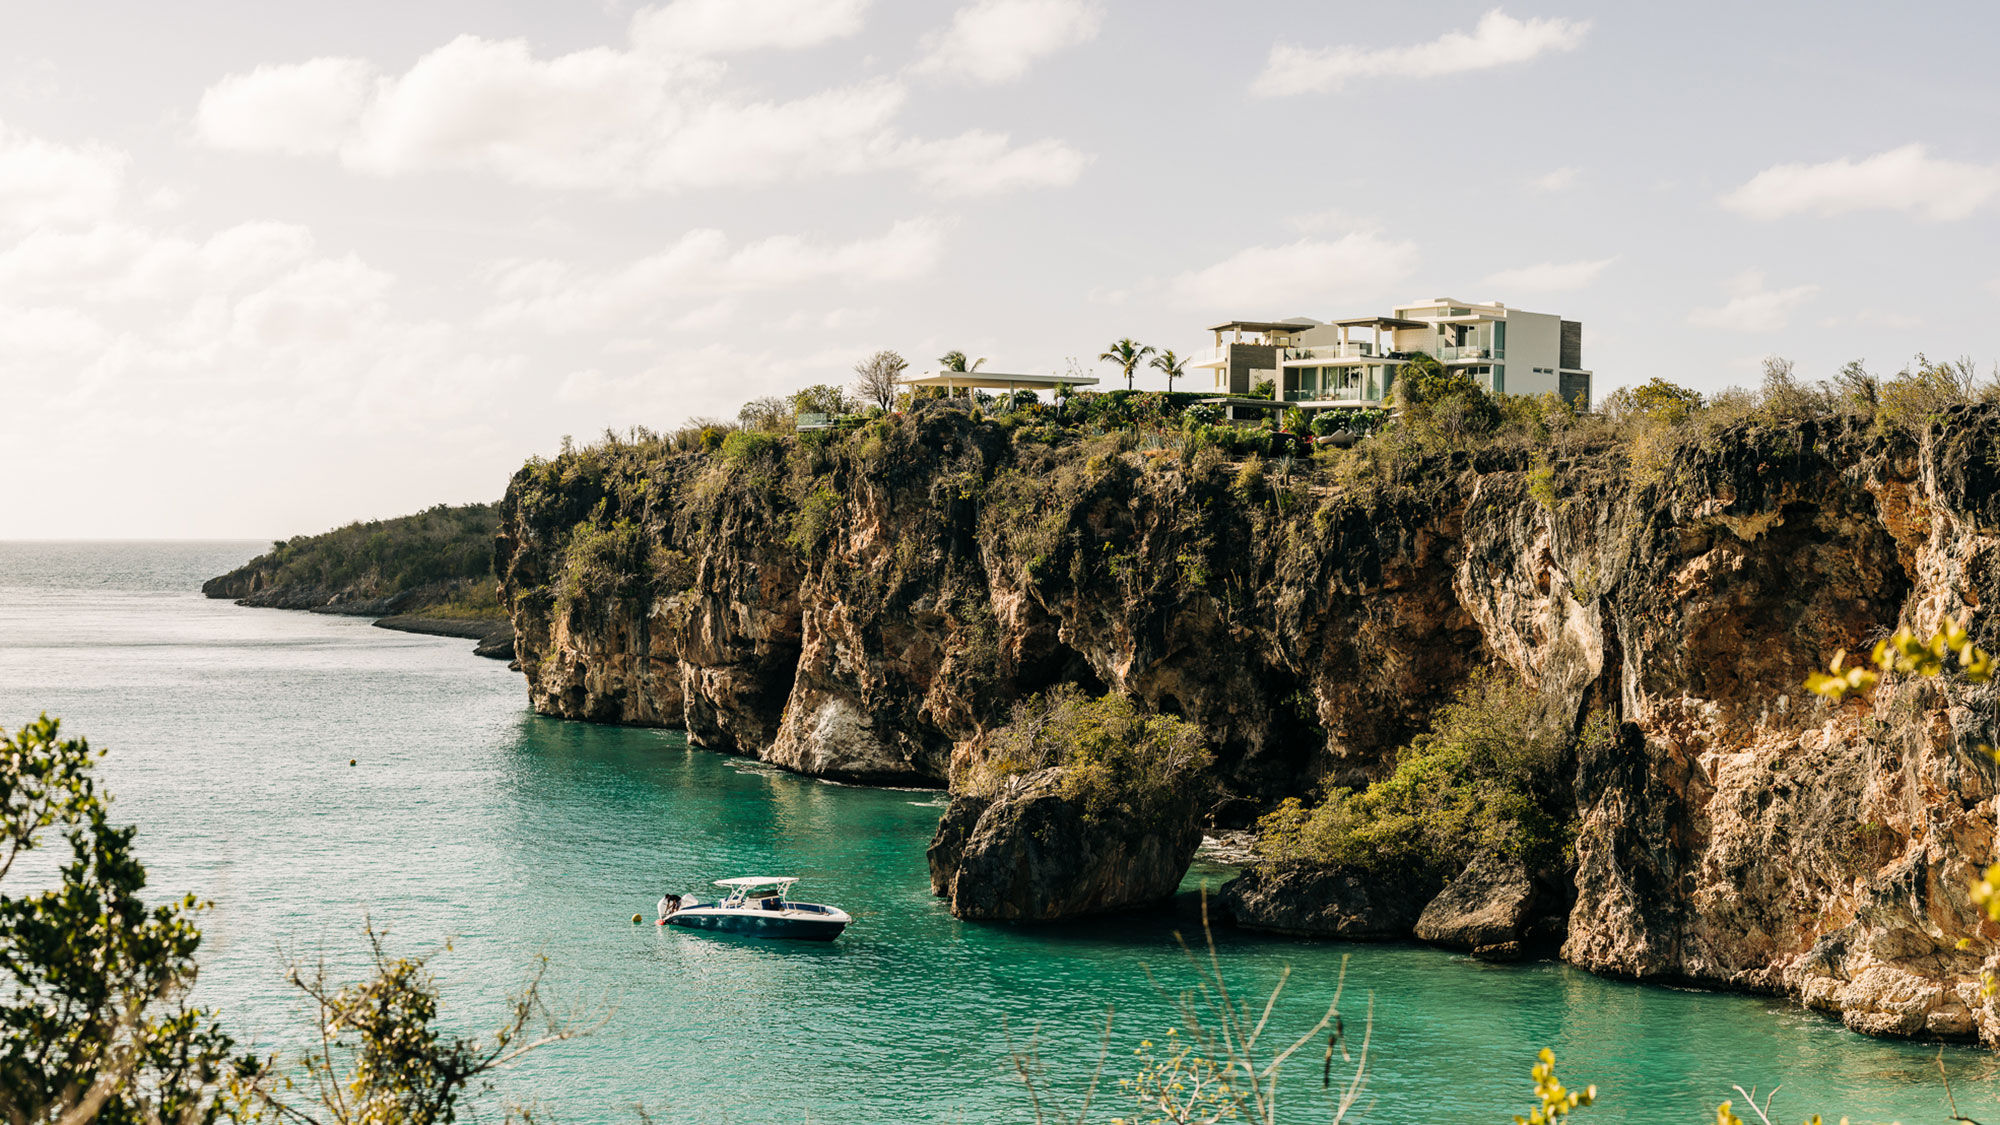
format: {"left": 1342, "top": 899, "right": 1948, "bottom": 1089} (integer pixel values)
{"left": 529, "top": 349, "right": 1998, "bottom": 503}
{"left": 205, "top": 503, "right": 502, "bottom": 617}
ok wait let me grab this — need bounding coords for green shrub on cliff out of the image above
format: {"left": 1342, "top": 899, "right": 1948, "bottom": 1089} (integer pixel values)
{"left": 1876, "top": 354, "right": 1994, "bottom": 436}
{"left": 719, "top": 429, "right": 782, "bottom": 465}
{"left": 788, "top": 486, "right": 843, "bottom": 560}
{"left": 557, "top": 516, "right": 648, "bottom": 609}
{"left": 960, "top": 687, "right": 1212, "bottom": 827}
{"left": 1254, "top": 671, "right": 1606, "bottom": 877}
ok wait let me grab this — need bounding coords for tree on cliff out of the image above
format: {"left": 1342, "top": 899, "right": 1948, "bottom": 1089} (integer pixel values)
{"left": 1601, "top": 377, "right": 1703, "bottom": 424}
{"left": 738, "top": 395, "right": 792, "bottom": 431}
{"left": 790, "top": 384, "right": 856, "bottom": 416}
{"left": 1099, "top": 338, "right": 1155, "bottom": 391}
{"left": 1394, "top": 353, "right": 1498, "bottom": 440}
{"left": 852, "top": 349, "right": 909, "bottom": 410}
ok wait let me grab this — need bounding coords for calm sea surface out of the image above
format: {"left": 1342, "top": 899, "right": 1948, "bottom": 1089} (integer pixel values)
{"left": 0, "top": 540, "right": 1991, "bottom": 1123}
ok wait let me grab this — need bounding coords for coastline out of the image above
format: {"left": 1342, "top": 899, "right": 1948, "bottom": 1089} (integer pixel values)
{"left": 373, "top": 613, "right": 515, "bottom": 660}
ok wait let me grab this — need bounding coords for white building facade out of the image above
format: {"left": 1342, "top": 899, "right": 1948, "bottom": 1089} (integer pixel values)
{"left": 1193, "top": 298, "right": 1591, "bottom": 411}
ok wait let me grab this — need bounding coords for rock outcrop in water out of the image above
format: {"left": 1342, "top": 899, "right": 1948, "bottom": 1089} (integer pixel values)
{"left": 927, "top": 769, "right": 1202, "bottom": 920}
{"left": 497, "top": 401, "right": 2000, "bottom": 1043}
{"left": 1217, "top": 863, "right": 1433, "bottom": 941}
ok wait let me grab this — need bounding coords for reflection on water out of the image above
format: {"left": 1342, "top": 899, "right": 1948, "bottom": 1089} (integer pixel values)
{"left": 0, "top": 541, "right": 1993, "bottom": 1124}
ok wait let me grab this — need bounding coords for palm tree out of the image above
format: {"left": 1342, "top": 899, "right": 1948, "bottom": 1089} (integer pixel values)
{"left": 1099, "top": 338, "right": 1155, "bottom": 391}
{"left": 938, "top": 350, "right": 987, "bottom": 373}
{"left": 1149, "top": 349, "right": 1187, "bottom": 392}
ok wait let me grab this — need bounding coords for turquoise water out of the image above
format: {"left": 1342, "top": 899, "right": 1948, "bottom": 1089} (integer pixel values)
{"left": 1, "top": 541, "right": 1994, "bottom": 1124}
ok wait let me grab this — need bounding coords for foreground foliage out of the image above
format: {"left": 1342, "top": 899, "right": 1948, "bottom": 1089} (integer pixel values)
{"left": 1012, "top": 904, "right": 1368, "bottom": 1125}
{"left": 249, "top": 928, "right": 587, "bottom": 1125}
{"left": 0, "top": 715, "right": 248, "bottom": 1124}
{"left": 0, "top": 716, "right": 583, "bottom": 1125}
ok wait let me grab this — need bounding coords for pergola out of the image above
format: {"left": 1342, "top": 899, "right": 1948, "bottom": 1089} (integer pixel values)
{"left": 899, "top": 371, "right": 1101, "bottom": 397}
{"left": 1206, "top": 320, "right": 1319, "bottom": 345}
{"left": 1327, "top": 315, "right": 1427, "bottom": 356}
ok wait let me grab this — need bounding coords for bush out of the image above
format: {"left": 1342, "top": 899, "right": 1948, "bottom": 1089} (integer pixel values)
{"left": 1254, "top": 670, "right": 1606, "bottom": 876}
{"left": 1877, "top": 355, "right": 1988, "bottom": 435}
{"left": 958, "top": 687, "right": 1212, "bottom": 827}
{"left": 1394, "top": 354, "right": 1499, "bottom": 443}
{"left": 1602, "top": 377, "right": 1703, "bottom": 425}
{"left": 718, "top": 429, "right": 783, "bottom": 466}
{"left": 788, "top": 486, "right": 843, "bottom": 559}
{"left": 557, "top": 518, "right": 647, "bottom": 608}
{"left": 1232, "top": 456, "right": 1266, "bottom": 501}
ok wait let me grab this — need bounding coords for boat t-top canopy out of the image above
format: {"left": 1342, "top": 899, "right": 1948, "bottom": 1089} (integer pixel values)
{"left": 715, "top": 876, "right": 798, "bottom": 889}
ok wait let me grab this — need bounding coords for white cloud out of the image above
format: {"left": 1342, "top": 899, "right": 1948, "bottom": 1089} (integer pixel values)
{"left": 0, "top": 220, "right": 317, "bottom": 303}
{"left": 899, "top": 131, "right": 1090, "bottom": 196}
{"left": 1168, "top": 232, "right": 1418, "bottom": 310}
{"left": 1252, "top": 9, "right": 1588, "bottom": 97}
{"left": 1687, "top": 271, "right": 1819, "bottom": 332}
{"left": 629, "top": 0, "right": 870, "bottom": 55}
{"left": 0, "top": 111, "right": 521, "bottom": 473}
{"left": 914, "top": 0, "right": 1104, "bottom": 85}
{"left": 484, "top": 218, "right": 949, "bottom": 332}
{"left": 0, "top": 119, "right": 126, "bottom": 233}
{"left": 1531, "top": 166, "right": 1578, "bottom": 191}
{"left": 1482, "top": 257, "right": 1614, "bottom": 292}
{"left": 192, "top": 11, "right": 1087, "bottom": 196}
{"left": 196, "top": 58, "right": 376, "bottom": 156}
{"left": 1720, "top": 144, "right": 2000, "bottom": 221}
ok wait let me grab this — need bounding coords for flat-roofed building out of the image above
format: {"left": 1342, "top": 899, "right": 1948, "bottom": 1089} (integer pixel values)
{"left": 1198, "top": 299, "right": 1592, "bottom": 412}
{"left": 1187, "top": 319, "right": 1322, "bottom": 396}
{"left": 898, "top": 369, "right": 1100, "bottom": 398}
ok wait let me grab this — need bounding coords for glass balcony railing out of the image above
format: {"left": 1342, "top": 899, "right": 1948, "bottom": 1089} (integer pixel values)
{"left": 1435, "top": 345, "right": 1504, "bottom": 362}
{"left": 1282, "top": 343, "right": 1376, "bottom": 362}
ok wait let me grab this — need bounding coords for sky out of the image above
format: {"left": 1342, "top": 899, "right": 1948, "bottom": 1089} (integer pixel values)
{"left": 3, "top": 0, "right": 1998, "bottom": 538}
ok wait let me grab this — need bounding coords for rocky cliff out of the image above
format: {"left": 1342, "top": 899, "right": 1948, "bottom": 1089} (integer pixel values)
{"left": 497, "top": 402, "right": 2000, "bottom": 1042}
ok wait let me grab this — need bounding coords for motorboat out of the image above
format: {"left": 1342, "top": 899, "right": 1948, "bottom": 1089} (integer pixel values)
{"left": 656, "top": 877, "right": 850, "bottom": 941}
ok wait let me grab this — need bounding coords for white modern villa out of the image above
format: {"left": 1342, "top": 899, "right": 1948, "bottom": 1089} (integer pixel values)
{"left": 1193, "top": 298, "right": 1591, "bottom": 412}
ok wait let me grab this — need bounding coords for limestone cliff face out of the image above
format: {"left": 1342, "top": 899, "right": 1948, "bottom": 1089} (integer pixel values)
{"left": 498, "top": 402, "right": 2000, "bottom": 1041}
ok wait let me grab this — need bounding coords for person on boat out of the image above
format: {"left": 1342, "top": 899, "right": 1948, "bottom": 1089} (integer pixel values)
{"left": 657, "top": 892, "right": 682, "bottom": 920}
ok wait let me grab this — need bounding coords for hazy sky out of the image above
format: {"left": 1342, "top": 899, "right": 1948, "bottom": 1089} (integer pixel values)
{"left": 4, "top": 0, "right": 1998, "bottom": 538}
